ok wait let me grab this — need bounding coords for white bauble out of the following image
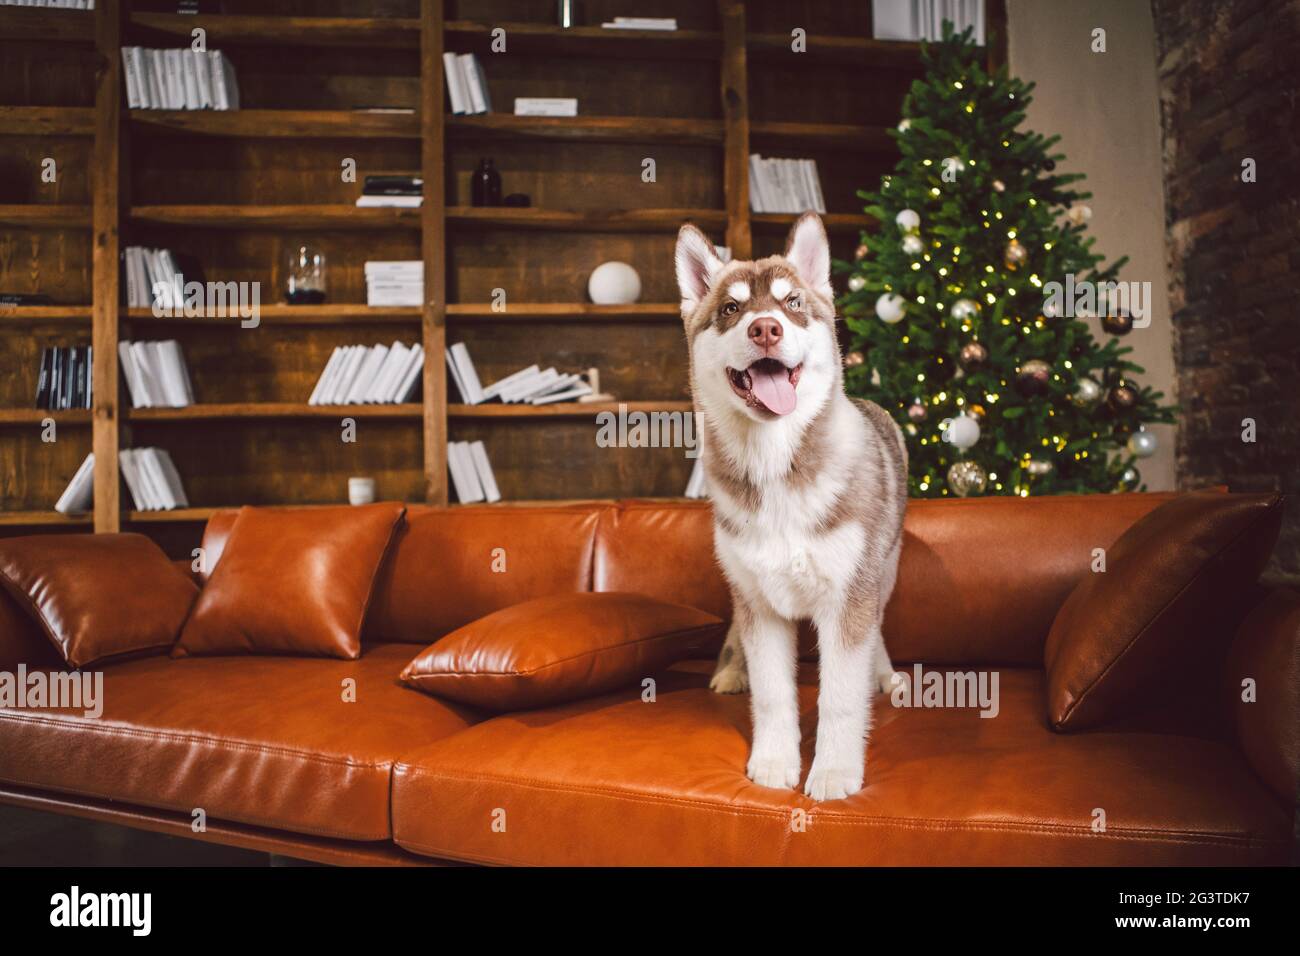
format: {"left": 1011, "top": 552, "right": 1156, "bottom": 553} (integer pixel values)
{"left": 875, "top": 293, "right": 906, "bottom": 324}
{"left": 897, "top": 118, "right": 911, "bottom": 133}
{"left": 943, "top": 413, "right": 981, "bottom": 450}
{"left": 1067, "top": 204, "right": 1093, "bottom": 226}
{"left": 847, "top": 275, "right": 866, "bottom": 292}
{"left": 901, "top": 234, "right": 924, "bottom": 255}
{"left": 895, "top": 208, "right": 921, "bottom": 232}
{"left": 1127, "top": 429, "right": 1158, "bottom": 458}
{"left": 949, "top": 297, "right": 980, "bottom": 322}
{"left": 587, "top": 261, "right": 642, "bottom": 305}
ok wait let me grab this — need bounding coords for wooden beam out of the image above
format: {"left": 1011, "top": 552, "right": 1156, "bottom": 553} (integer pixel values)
{"left": 718, "top": 1, "right": 751, "bottom": 259}
{"left": 91, "top": 0, "right": 121, "bottom": 534}
{"left": 421, "top": 0, "right": 448, "bottom": 506}
{"left": 986, "top": 0, "right": 1008, "bottom": 73}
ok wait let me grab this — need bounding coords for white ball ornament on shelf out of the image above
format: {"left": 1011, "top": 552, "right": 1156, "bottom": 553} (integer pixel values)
{"left": 895, "top": 208, "right": 921, "bottom": 233}
{"left": 1127, "top": 427, "right": 1158, "bottom": 458}
{"left": 847, "top": 275, "right": 867, "bottom": 293}
{"left": 875, "top": 293, "right": 906, "bottom": 324}
{"left": 942, "top": 413, "right": 981, "bottom": 450}
{"left": 587, "top": 261, "right": 642, "bottom": 305}
{"left": 901, "top": 234, "right": 924, "bottom": 256}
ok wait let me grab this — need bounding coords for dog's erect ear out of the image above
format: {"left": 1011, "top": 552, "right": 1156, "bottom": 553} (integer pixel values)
{"left": 784, "top": 212, "right": 832, "bottom": 301}
{"left": 675, "top": 223, "right": 723, "bottom": 320}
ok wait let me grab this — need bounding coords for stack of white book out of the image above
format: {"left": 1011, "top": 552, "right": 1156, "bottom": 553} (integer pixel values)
{"left": 446, "top": 343, "right": 593, "bottom": 406}
{"left": 120, "top": 47, "right": 240, "bottom": 110}
{"left": 748, "top": 156, "right": 826, "bottom": 214}
{"left": 365, "top": 261, "right": 423, "bottom": 306}
{"left": 600, "top": 16, "right": 677, "bottom": 30}
{"left": 447, "top": 440, "right": 501, "bottom": 504}
{"left": 123, "top": 246, "right": 187, "bottom": 309}
{"left": 308, "top": 342, "right": 424, "bottom": 405}
{"left": 54, "top": 452, "right": 95, "bottom": 515}
{"left": 442, "top": 52, "right": 491, "bottom": 114}
{"left": 118, "top": 340, "right": 195, "bottom": 408}
{"left": 0, "top": 1, "right": 94, "bottom": 8}
{"left": 872, "top": 0, "right": 985, "bottom": 43}
{"left": 684, "top": 458, "right": 708, "bottom": 499}
{"left": 120, "top": 448, "right": 189, "bottom": 511}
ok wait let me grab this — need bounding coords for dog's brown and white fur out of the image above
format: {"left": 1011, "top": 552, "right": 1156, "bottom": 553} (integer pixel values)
{"left": 676, "top": 213, "right": 907, "bottom": 801}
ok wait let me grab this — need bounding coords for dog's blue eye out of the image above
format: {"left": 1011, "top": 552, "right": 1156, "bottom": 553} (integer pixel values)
{"left": 788, "top": 296, "right": 802, "bottom": 311}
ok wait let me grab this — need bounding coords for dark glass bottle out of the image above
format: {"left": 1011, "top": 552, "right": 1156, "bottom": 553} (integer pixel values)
{"left": 471, "top": 158, "right": 502, "bottom": 207}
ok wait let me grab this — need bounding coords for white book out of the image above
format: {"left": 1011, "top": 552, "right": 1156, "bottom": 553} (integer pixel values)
{"left": 527, "top": 372, "right": 583, "bottom": 398}
{"left": 442, "top": 51, "right": 469, "bottom": 114}
{"left": 128, "top": 341, "right": 164, "bottom": 406}
{"left": 139, "top": 449, "right": 177, "bottom": 509}
{"left": 393, "top": 345, "right": 424, "bottom": 403}
{"left": 685, "top": 457, "right": 708, "bottom": 499}
{"left": 748, "top": 154, "right": 768, "bottom": 213}
{"left": 974, "top": 0, "right": 986, "bottom": 45}
{"left": 364, "top": 260, "right": 424, "bottom": 277}
{"left": 806, "top": 159, "right": 826, "bottom": 213}
{"left": 146, "top": 50, "right": 166, "bottom": 111}
{"left": 54, "top": 453, "right": 95, "bottom": 514}
{"left": 468, "top": 441, "right": 501, "bottom": 503}
{"left": 308, "top": 346, "right": 344, "bottom": 405}
{"left": 192, "top": 49, "right": 213, "bottom": 108}
{"left": 448, "top": 342, "right": 486, "bottom": 404}
{"left": 446, "top": 442, "right": 483, "bottom": 504}
{"left": 872, "top": 0, "right": 919, "bottom": 40}
{"left": 129, "top": 47, "right": 151, "bottom": 109}
{"left": 117, "top": 449, "right": 149, "bottom": 510}
{"left": 156, "top": 340, "right": 192, "bottom": 405}
{"left": 144, "top": 342, "right": 182, "bottom": 407}
{"left": 327, "top": 346, "right": 368, "bottom": 404}
{"left": 344, "top": 345, "right": 389, "bottom": 404}
{"left": 458, "top": 53, "right": 486, "bottom": 114}
{"left": 502, "top": 367, "right": 560, "bottom": 403}
{"left": 131, "top": 247, "right": 149, "bottom": 308}
{"left": 118, "top": 341, "right": 145, "bottom": 407}
{"left": 601, "top": 19, "right": 678, "bottom": 31}
{"left": 122, "top": 249, "right": 138, "bottom": 307}
{"left": 152, "top": 448, "right": 189, "bottom": 509}
{"left": 218, "top": 51, "right": 239, "bottom": 109}
{"left": 482, "top": 363, "right": 540, "bottom": 400}
{"left": 530, "top": 384, "right": 592, "bottom": 405}
{"left": 366, "top": 342, "right": 408, "bottom": 403}
{"left": 179, "top": 48, "right": 200, "bottom": 109}
{"left": 315, "top": 345, "right": 357, "bottom": 405}
{"left": 157, "top": 248, "right": 185, "bottom": 308}
{"left": 444, "top": 347, "right": 468, "bottom": 403}
{"left": 142, "top": 248, "right": 167, "bottom": 308}
{"left": 467, "top": 54, "right": 492, "bottom": 112}
{"left": 513, "top": 97, "right": 578, "bottom": 117}
{"left": 120, "top": 47, "right": 141, "bottom": 108}
{"left": 163, "top": 49, "right": 183, "bottom": 109}
{"left": 355, "top": 195, "right": 423, "bottom": 208}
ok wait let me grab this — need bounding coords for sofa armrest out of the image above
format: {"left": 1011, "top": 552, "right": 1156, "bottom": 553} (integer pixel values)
{"left": 1226, "top": 586, "right": 1300, "bottom": 804}
{"left": 0, "top": 586, "right": 61, "bottom": 672}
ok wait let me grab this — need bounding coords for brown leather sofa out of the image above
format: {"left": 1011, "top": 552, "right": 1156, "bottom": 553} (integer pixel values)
{"left": 1, "top": 493, "right": 1295, "bottom": 866}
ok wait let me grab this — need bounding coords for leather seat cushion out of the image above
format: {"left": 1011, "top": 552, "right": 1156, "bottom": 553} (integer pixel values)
{"left": 0, "top": 643, "right": 479, "bottom": 841}
{"left": 391, "top": 662, "right": 1291, "bottom": 866}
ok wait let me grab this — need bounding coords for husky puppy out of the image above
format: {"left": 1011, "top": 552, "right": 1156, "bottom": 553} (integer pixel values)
{"left": 675, "top": 213, "right": 907, "bottom": 801}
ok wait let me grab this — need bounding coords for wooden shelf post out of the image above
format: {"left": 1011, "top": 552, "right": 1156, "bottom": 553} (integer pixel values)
{"left": 420, "top": 0, "right": 449, "bottom": 505}
{"left": 719, "top": 0, "right": 751, "bottom": 260}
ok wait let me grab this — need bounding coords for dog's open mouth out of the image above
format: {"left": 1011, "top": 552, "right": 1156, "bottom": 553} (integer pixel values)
{"left": 727, "top": 358, "right": 802, "bottom": 416}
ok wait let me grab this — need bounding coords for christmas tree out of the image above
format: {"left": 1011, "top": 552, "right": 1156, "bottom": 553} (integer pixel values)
{"left": 837, "top": 25, "right": 1175, "bottom": 498}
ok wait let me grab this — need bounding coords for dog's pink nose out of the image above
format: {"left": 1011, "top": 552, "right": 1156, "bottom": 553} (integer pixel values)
{"left": 748, "top": 317, "right": 783, "bottom": 349}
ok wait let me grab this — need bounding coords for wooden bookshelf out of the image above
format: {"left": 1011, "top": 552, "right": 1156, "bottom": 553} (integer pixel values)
{"left": 2, "top": 0, "right": 1004, "bottom": 548}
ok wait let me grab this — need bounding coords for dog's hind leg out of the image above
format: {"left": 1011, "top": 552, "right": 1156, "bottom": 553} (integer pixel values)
{"left": 709, "top": 619, "right": 749, "bottom": 694}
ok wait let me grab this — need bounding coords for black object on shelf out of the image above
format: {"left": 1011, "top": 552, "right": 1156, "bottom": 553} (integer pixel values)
{"left": 503, "top": 193, "right": 532, "bottom": 207}
{"left": 471, "top": 158, "right": 502, "bottom": 207}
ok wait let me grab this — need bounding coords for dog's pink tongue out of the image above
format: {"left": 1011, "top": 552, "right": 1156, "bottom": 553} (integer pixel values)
{"left": 749, "top": 363, "right": 797, "bottom": 415}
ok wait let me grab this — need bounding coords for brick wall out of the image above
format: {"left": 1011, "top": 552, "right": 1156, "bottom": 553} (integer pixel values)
{"left": 1151, "top": 0, "right": 1300, "bottom": 582}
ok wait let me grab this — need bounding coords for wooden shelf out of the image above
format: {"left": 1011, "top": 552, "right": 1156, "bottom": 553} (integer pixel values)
{"left": 445, "top": 20, "right": 721, "bottom": 60}
{"left": 447, "top": 303, "right": 680, "bottom": 321}
{"left": 0, "top": 106, "right": 94, "bottom": 137}
{"left": 130, "top": 109, "right": 419, "bottom": 139}
{"left": 127, "top": 403, "right": 423, "bottom": 422}
{"left": 126, "top": 304, "right": 422, "bottom": 325}
{"left": 0, "top": 408, "right": 91, "bottom": 427}
{"left": 0, "top": 305, "right": 92, "bottom": 324}
{"left": 0, "top": 7, "right": 94, "bottom": 43}
{"left": 0, "top": 511, "right": 92, "bottom": 528}
{"left": 747, "top": 33, "right": 924, "bottom": 69}
{"left": 752, "top": 212, "right": 876, "bottom": 232}
{"left": 126, "top": 507, "right": 221, "bottom": 523}
{"left": 0, "top": 205, "right": 91, "bottom": 228}
{"left": 129, "top": 13, "right": 419, "bottom": 49}
{"left": 447, "top": 113, "right": 723, "bottom": 146}
{"left": 129, "top": 205, "right": 423, "bottom": 230}
{"left": 447, "top": 206, "right": 727, "bottom": 232}
{"left": 449, "top": 401, "right": 693, "bottom": 419}
{"left": 751, "top": 121, "right": 895, "bottom": 153}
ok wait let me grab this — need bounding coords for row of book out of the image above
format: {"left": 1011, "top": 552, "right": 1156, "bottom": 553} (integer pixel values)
{"left": 119, "top": 340, "right": 195, "bottom": 409}
{"left": 120, "top": 47, "right": 241, "bottom": 111}
{"left": 0, "top": 1, "right": 94, "bottom": 7}
{"left": 600, "top": 17, "right": 677, "bottom": 31}
{"left": 748, "top": 155, "right": 826, "bottom": 214}
{"left": 122, "top": 246, "right": 193, "bottom": 310}
{"left": 443, "top": 52, "right": 492, "bottom": 115}
{"left": 872, "top": 0, "right": 986, "bottom": 44}
{"left": 446, "top": 343, "right": 594, "bottom": 406}
{"left": 34, "top": 346, "right": 92, "bottom": 411}
{"left": 446, "top": 440, "right": 501, "bottom": 504}
{"left": 308, "top": 342, "right": 425, "bottom": 405}
{"left": 55, "top": 448, "right": 189, "bottom": 515}
{"left": 355, "top": 175, "right": 423, "bottom": 210}
{"left": 365, "top": 260, "right": 423, "bottom": 305}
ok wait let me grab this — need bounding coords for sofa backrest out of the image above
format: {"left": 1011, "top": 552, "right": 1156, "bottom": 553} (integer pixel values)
{"left": 200, "top": 492, "right": 1187, "bottom": 664}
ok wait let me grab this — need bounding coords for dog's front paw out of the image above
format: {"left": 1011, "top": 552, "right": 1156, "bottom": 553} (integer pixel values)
{"left": 709, "top": 663, "right": 749, "bottom": 694}
{"left": 877, "top": 668, "right": 904, "bottom": 696}
{"left": 803, "top": 761, "right": 864, "bottom": 802}
{"left": 746, "top": 749, "right": 801, "bottom": 790}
